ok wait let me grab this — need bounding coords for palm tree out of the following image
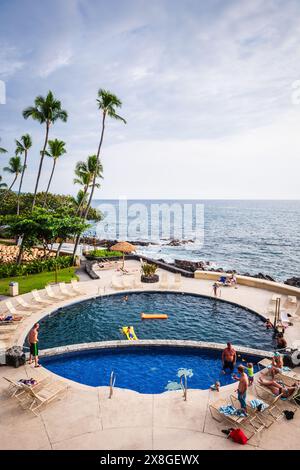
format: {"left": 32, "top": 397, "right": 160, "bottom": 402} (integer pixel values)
{"left": 15, "top": 134, "right": 32, "bottom": 215}
{"left": 22, "top": 91, "right": 68, "bottom": 209}
{"left": 83, "top": 89, "right": 126, "bottom": 219}
{"left": 72, "top": 90, "right": 125, "bottom": 262}
{"left": 73, "top": 189, "right": 89, "bottom": 215}
{"left": 73, "top": 155, "right": 103, "bottom": 216}
{"left": 0, "top": 175, "right": 7, "bottom": 188}
{"left": 2, "top": 156, "right": 23, "bottom": 199}
{"left": 43, "top": 139, "right": 66, "bottom": 205}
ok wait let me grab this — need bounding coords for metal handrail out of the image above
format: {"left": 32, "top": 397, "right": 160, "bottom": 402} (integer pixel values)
{"left": 109, "top": 371, "right": 116, "bottom": 398}
{"left": 180, "top": 374, "right": 187, "bottom": 401}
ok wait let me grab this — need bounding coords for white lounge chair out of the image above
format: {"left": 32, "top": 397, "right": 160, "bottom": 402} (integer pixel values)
{"left": 15, "top": 297, "right": 40, "bottom": 311}
{"left": 45, "top": 285, "right": 65, "bottom": 301}
{"left": 280, "top": 310, "right": 292, "bottom": 327}
{"left": 111, "top": 277, "right": 124, "bottom": 290}
{"left": 31, "top": 290, "right": 52, "bottom": 305}
{"left": 3, "top": 377, "right": 27, "bottom": 397}
{"left": 59, "top": 282, "right": 77, "bottom": 298}
{"left": 159, "top": 272, "right": 169, "bottom": 289}
{"left": 70, "top": 279, "right": 85, "bottom": 295}
{"left": 0, "top": 323, "right": 18, "bottom": 333}
{"left": 5, "top": 301, "right": 31, "bottom": 317}
{"left": 170, "top": 273, "right": 182, "bottom": 289}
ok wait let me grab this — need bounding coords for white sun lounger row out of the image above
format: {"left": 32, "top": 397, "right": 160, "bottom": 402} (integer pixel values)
{"left": 111, "top": 272, "right": 182, "bottom": 291}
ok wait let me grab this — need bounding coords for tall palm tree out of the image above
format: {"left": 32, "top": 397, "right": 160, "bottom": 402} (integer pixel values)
{"left": 72, "top": 90, "right": 125, "bottom": 262}
{"left": 2, "top": 156, "right": 23, "bottom": 199}
{"left": 22, "top": 91, "right": 68, "bottom": 209}
{"left": 73, "top": 155, "right": 103, "bottom": 216}
{"left": 0, "top": 175, "right": 7, "bottom": 188}
{"left": 43, "top": 139, "right": 66, "bottom": 205}
{"left": 83, "top": 89, "right": 126, "bottom": 218}
{"left": 15, "top": 134, "right": 32, "bottom": 215}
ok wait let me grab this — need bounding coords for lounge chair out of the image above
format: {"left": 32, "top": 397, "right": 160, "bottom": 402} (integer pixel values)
{"left": 59, "top": 282, "right": 77, "bottom": 298}
{"left": 15, "top": 297, "right": 40, "bottom": 311}
{"left": 70, "top": 279, "right": 85, "bottom": 295}
{"left": 0, "top": 323, "right": 18, "bottom": 332}
{"left": 170, "top": 273, "right": 182, "bottom": 289}
{"left": 15, "top": 380, "right": 68, "bottom": 416}
{"left": 5, "top": 301, "right": 31, "bottom": 317}
{"left": 160, "top": 272, "right": 169, "bottom": 289}
{"left": 230, "top": 392, "right": 282, "bottom": 427}
{"left": 279, "top": 310, "right": 292, "bottom": 327}
{"left": 3, "top": 377, "right": 28, "bottom": 397}
{"left": 209, "top": 396, "right": 265, "bottom": 438}
{"left": 45, "top": 285, "right": 65, "bottom": 301}
{"left": 111, "top": 277, "right": 124, "bottom": 290}
{"left": 31, "top": 290, "right": 52, "bottom": 305}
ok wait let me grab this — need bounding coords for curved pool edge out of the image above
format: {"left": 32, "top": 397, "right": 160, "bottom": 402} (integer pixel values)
{"left": 39, "top": 339, "right": 273, "bottom": 359}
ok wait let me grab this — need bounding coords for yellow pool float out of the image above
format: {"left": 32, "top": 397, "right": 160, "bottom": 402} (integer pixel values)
{"left": 122, "top": 326, "right": 138, "bottom": 340}
{"left": 141, "top": 313, "right": 168, "bottom": 320}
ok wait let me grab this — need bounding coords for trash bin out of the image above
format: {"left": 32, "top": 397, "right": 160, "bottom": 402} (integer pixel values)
{"left": 9, "top": 281, "right": 19, "bottom": 297}
{"left": 6, "top": 346, "right": 26, "bottom": 368}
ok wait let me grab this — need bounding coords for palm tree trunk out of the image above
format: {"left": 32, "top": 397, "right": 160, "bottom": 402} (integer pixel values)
{"left": 32, "top": 122, "right": 50, "bottom": 210}
{"left": 1, "top": 175, "right": 18, "bottom": 202}
{"left": 72, "top": 113, "right": 106, "bottom": 264}
{"left": 43, "top": 158, "right": 56, "bottom": 207}
{"left": 17, "top": 150, "right": 27, "bottom": 215}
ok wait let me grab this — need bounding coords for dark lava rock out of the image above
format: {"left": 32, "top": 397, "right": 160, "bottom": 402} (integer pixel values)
{"left": 174, "top": 259, "right": 207, "bottom": 272}
{"left": 285, "top": 277, "right": 300, "bottom": 288}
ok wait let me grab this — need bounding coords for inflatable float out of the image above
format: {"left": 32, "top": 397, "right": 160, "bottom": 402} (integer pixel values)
{"left": 122, "top": 326, "right": 138, "bottom": 340}
{"left": 141, "top": 313, "right": 168, "bottom": 320}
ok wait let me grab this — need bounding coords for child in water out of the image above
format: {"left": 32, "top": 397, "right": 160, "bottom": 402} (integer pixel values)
{"left": 247, "top": 363, "right": 254, "bottom": 385}
{"left": 210, "top": 380, "right": 220, "bottom": 392}
{"left": 127, "top": 326, "right": 134, "bottom": 340}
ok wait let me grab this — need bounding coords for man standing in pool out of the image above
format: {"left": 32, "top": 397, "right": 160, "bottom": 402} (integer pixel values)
{"left": 221, "top": 342, "right": 236, "bottom": 374}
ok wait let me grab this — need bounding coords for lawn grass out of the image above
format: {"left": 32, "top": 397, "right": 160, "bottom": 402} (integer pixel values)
{"left": 0, "top": 267, "right": 78, "bottom": 295}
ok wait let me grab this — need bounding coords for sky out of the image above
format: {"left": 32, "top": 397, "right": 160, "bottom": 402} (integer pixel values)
{"left": 0, "top": 0, "right": 300, "bottom": 199}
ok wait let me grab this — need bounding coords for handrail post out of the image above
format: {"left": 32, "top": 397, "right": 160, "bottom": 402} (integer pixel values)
{"left": 109, "top": 371, "right": 116, "bottom": 399}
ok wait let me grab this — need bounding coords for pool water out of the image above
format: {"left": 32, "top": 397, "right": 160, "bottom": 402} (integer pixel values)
{"left": 38, "top": 292, "right": 275, "bottom": 351}
{"left": 41, "top": 346, "right": 260, "bottom": 393}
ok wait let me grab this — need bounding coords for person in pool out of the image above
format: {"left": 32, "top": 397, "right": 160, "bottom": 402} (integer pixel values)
{"left": 276, "top": 333, "right": 287, "bottom": 350}
{"left": 126, "top": 326, "right": 134, "bottom": 340}
{"left": 265, "top": 318, "right": 273, "bottom": 329}
{"left": 221, "top": 342, "right": 236, "bottom": 373}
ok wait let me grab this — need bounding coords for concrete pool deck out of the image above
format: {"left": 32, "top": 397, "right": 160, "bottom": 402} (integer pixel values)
{"left": 0, "top": 260, "right": 300, "bottom": 450}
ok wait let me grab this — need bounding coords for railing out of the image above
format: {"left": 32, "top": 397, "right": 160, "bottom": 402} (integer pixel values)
{"left": 180, "top": 374, "right": 188, "bottom": 401}
{"left": 109, "top": 371, "right": 116, "bottom": 398}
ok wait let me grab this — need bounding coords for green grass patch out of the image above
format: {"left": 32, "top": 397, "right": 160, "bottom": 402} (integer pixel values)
{"left": 0, "top": 267, "right": 78, "bottom": 295}
{"left": 88, "top": 249, "right": 123, "bottom": 258}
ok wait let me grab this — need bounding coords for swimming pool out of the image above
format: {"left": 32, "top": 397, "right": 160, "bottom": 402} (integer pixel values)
{"left": 41, "top": 346, "right": 260, "bottom": 393}
{"left": 37, "top": 292, "right": 275, "bottom": 351}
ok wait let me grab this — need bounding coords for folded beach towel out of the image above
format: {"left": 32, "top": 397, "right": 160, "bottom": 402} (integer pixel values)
{"left": 250, "top": 398, "right": 268, "bottom": 411}
{"left": 219, "top": 405, "right": 247, "bottom": 417}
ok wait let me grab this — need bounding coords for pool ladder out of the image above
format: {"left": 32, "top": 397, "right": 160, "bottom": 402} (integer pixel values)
{"left": 109, "top": 371, "right": 116, "bottom": 398}
{"left": 180, "top": 375, "right": 188, "bottom": 401}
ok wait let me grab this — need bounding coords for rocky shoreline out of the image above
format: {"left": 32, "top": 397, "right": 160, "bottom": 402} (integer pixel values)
{"left": 81, "top": 236, "right": 298, "bottom": 286}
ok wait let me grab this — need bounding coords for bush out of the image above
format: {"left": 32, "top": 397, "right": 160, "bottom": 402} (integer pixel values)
{"left": 87, "top": 249, "right": 123, "bottom": 258}
{"left": 141, "top": 262, "right": 157, "bottom": 276}
{"left": 0, "top": 255, "right": 73, "bottom": 279}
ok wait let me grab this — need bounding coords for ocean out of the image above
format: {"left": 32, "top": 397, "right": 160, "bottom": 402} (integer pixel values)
{"left": 89, "top": 199, "right": 300, "bottom": 281}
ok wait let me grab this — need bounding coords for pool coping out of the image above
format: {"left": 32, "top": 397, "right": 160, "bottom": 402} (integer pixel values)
{"left": 39, "top": 339, "right": 273, "bottom": 359}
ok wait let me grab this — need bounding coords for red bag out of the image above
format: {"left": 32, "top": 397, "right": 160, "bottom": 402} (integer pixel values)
{"left": 229, "top": 428, "right": 248, "bottom": 445}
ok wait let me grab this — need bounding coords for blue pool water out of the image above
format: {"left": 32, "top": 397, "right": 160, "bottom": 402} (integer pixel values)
{"left": 41, "top": 346, "right": 260, "bottom": 393}
{"left": 38, "top": 292, "right": 275, "bottom": 351}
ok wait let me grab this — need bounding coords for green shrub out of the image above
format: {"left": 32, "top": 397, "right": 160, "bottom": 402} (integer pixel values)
{"left": 87, "top": 249, "right": 123, "bottom": 258}
{"left": 141, "top": 262, "right": 157, "bottom": 276}
{"left": 0, "top": 255, "right": 73, "bottom": 278}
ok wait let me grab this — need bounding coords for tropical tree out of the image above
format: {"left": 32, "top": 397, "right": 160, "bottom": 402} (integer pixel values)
{"left": 0, "top": 138, "right": 7, "bottom": 154}
{"left": 73, "top": 155, "right": 103, "bottom": 216}
{"left": 0, "top": 175, "right": 7, "bottom": 188}
{"left": 72, "top": 90, "right": 125, "bottom": 262}
{"left": 15, "top": 134, "right": 32, "bottom": 215}
{"left": 83, "top": 89, "right": 126, "bottom": 218}
{"left": 43, "top": 139, "right": 66, "bottom": 205}
{"left": 3, "top": 156, "right": 23, "bottom": 193}
{"left": 22, "top": 91, "right": 68, "bottom": 209}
